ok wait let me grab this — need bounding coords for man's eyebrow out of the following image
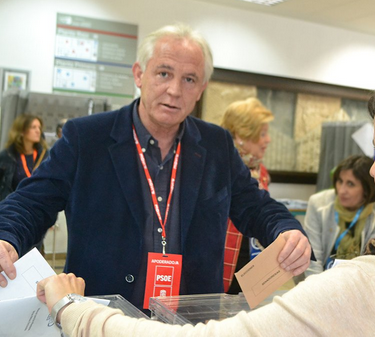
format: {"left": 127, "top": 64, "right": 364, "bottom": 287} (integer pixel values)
{"left": 185, "top": 72, "right": 199, "bottom": 80}
{"left": 155, "top": 65, "right": 200, "bottom": 81}
{"left": 156, "top": 64, "right": 174, "bottom": 71}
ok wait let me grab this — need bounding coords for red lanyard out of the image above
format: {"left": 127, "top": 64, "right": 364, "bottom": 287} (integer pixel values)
{"left": 132, "top": 126, "right": 181, "bottom": 254}
{"left": 20, "top": 150, "right": 37, "bottom": 177}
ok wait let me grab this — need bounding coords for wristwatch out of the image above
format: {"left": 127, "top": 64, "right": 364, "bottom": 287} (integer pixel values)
{"left": 51, "top": 293, "right": 87, "bottom": 329}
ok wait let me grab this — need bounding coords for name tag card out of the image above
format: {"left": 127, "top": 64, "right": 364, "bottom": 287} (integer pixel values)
{"left": 143, "top": 252, "right": 182, "bottom": 309}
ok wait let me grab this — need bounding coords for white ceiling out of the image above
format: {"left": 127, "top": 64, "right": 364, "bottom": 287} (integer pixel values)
{"left": 193, "top": 0, "right": 375, "bottom": 36}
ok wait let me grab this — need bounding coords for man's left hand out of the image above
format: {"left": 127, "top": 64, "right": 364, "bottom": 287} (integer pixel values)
{"left": 278, "top": 230, "right": 311, "bottom": 276}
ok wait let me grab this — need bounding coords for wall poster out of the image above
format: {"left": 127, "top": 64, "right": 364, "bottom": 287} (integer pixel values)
{"left": 53, "top": 13, "right": 138, "bottom": 108}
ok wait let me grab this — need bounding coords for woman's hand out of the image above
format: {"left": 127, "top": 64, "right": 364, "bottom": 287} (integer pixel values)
{"left": 37, "top": 273, "right": 85, "bottom": 312}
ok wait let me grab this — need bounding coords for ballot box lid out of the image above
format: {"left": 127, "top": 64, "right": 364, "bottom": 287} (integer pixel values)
{"left": 93, "top": 294, "right": 149, "bottom": 319}
{"left": 150, "top": 293, "right": 247, "bottom": 325}
{"left": 149, "top": 291, "right": 286, "bottom": 325}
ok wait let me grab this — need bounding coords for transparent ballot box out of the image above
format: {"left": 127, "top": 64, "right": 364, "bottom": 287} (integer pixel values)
{"left": 149, "top": 290, "right": 287, "bottom": 325}
{"left": 93, "top": 294, "right": 149, "bottom": 319}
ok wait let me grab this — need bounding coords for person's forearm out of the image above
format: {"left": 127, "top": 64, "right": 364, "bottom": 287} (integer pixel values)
{"left": 61, "top": 301, "right": 197, "bottom": 337}
{"left": 61, "top": 301, "right": 273, "bottom": 337}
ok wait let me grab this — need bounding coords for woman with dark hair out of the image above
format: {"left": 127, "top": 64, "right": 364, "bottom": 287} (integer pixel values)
{"left": 304, "top": 154, "right": 375, "bottom": 276}
{"left": 0, "top": 114, "right": 48, "bottom": 200}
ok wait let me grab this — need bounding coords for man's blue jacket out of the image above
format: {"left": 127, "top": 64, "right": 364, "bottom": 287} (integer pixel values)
{"left": 0, "top": 100, "right": 306, "bottom": 302}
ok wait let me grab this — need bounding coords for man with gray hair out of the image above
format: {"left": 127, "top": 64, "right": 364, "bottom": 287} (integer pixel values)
{"left": 0, "top": 23, "right": 311, "bottom": 311}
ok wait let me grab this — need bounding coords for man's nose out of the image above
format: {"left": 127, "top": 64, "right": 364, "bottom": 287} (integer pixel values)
{"left": 167, "top": 78, "right": 182, "bottom": 97}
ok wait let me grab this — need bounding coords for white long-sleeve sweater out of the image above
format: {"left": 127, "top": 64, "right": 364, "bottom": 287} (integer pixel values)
{"left": 62, "top": 255, "right": 375, "bottom": 337}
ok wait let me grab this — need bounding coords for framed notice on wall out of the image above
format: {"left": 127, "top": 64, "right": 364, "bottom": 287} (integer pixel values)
{"left": 0, "top": 68, "right": 30, "bottom": 92}
{"left": 53, "top": 13, "right": 138, "bottom": 108}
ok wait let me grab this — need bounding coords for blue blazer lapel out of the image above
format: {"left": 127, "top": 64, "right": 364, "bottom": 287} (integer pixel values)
{"left": 180, "top": 118, "right": 207, "bottom": 248}
{"left": 108, "top": 104, "right": 145, "bottom": 230}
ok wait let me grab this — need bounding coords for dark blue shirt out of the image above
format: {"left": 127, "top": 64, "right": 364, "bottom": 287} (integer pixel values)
{"left": 130, "top": 101, "right": 185, "bottom": 310}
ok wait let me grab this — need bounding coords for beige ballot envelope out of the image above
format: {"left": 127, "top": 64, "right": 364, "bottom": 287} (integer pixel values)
{"left": 235, "top": 234, "right": 293, "bottom": 309}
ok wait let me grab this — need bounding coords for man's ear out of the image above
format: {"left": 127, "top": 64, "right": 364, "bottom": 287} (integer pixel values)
{"left": 132, "top": 62, "right": 143, "bottom": 89}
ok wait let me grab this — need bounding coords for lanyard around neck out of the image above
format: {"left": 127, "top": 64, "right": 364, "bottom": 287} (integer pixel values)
{"left": 132, "top": 125, "right": 181, "bottom": 254}
{"left": 334, "top": 205, "right": 364, "bottom": 251}
{"left": 20, "top": 150, "right": 37, "bottom": 178}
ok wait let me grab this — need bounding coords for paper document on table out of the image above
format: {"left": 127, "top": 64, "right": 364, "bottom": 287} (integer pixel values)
{"left": 235, "top": 234, "right": 293, "bottom": 309}
{"left": 0, "top": 247, "right": 56, "bottom": 301}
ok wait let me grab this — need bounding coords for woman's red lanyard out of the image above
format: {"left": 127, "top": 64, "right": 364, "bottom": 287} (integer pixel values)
{"left": 20, "top": 150, "right": 37, "bottom": 177}
{"left": 132, "top": 126, "right": 181, "bottom": 255}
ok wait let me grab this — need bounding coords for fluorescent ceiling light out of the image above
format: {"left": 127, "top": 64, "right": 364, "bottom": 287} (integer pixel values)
{"left": 238, "top": 0, "right": 288, "bottom": 6}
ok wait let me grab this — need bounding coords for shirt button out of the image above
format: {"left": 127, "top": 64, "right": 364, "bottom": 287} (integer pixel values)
{"left": 157, "top": 196, "right": 163, "bottom": 202}
{"left": 150, "top": 139, "right": 155, "bottom": 145}
{"left": 157, "top": 228, "right": 163, "bottom": 233}
{"left": 125, "top": 274, "right": 135, "bottom": 283}
{"left": 142, "top": 148, "right": 146, "bottom": 153}
{"left": 159, "top": 165, "right": 164, "bottom": 170}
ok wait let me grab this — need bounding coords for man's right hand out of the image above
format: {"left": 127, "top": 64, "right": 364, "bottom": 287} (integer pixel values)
{"left": 0, "top": 240, "right": 18, "bottom": 287}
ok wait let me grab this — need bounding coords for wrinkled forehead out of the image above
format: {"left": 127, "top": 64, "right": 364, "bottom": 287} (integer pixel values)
{"left": 154, "top": 36, "right": 204, "bottom": 60}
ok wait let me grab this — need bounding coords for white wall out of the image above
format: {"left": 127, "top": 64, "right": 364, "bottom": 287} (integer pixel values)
{"left": 1, "top": 0, "right": 373, "bottom": 250}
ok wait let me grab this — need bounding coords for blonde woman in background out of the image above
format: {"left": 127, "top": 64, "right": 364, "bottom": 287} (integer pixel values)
{"left": 0, "top": 114, "right": 48, "bottom": 201}
{"left": 221, "top": 97, "right": 274, "bottom": 293}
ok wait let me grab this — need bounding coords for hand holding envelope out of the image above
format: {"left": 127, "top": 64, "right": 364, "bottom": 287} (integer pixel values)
{"left": 278, "top": 229, "right": 312, "bottom": 276}
{"left": 235, "top": 234, "right": 294, "bottom": 309}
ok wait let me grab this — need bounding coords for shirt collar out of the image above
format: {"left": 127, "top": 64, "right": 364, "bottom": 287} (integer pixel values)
{"left": 132, "top": 99, "right": 185, "bottom": 150}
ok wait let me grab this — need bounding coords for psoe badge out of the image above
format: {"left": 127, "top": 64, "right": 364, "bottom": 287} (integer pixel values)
{"left": 143, "top": 252, "right": 183, "bottom": 309}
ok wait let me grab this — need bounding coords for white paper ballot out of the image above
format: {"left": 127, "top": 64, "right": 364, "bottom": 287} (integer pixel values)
{"left": 0, "top": 248, "right": 112, "bottom": 336}
{"left": 0, "top": 248, "right": 60, "bottom": 336}
{"left": 0, "top": 247, "right": 56, "bottom": 301}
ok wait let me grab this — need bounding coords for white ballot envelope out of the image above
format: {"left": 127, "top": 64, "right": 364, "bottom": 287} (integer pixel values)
{"left": 0, "top": 248, "right": 60, "bottom": 336}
